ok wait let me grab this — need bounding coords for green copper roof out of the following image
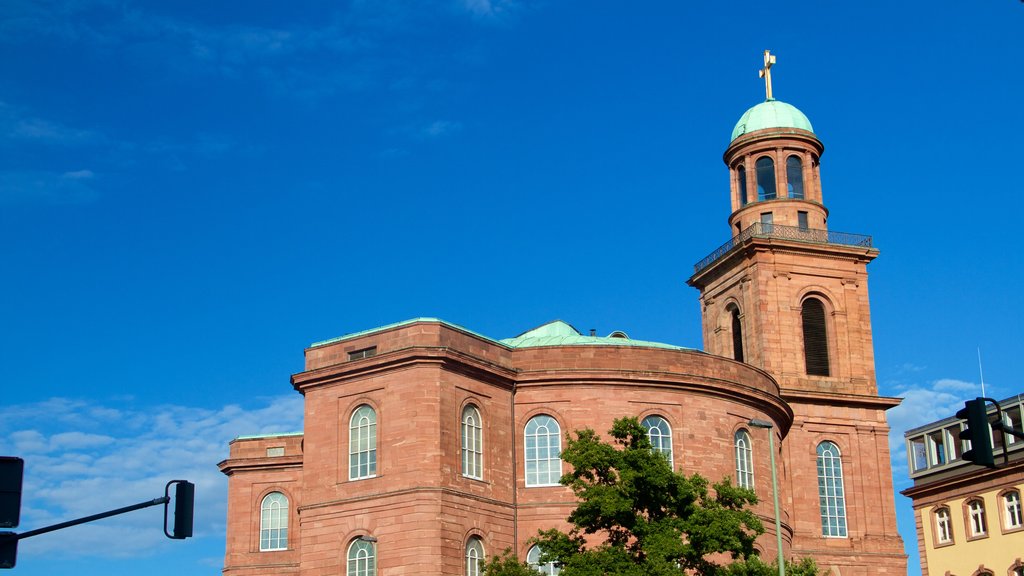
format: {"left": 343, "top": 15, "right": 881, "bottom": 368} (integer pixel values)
{"left": 312, "top": 318, "right": 690, "bottom": 351}
{"left": 500, "top": 320, "right": 687, "bottom": 351}
{"left": 731, "top": 100, "right": 814, "bottom": 141}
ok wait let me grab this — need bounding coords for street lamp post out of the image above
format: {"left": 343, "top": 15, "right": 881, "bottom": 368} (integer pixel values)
{"left": 748, "top": 418, "right": 784, "bottom": 576}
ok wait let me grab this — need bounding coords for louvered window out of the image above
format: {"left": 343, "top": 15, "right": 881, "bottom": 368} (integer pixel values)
{"left": 730, "top": 307, "right": 744, "bottom": 362}
{"left": 802, "top": 298, "right": 830, "bottom": 376}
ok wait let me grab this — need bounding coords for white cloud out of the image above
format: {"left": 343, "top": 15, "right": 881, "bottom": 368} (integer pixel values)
{"left": 1, "top": 394, "right": 304, "bottom": 559}
{"left": 886, "top": 377, "right": 989, "bottom": 484}
{"left": 0, "top": 170, "right": 100, "bottom": 205}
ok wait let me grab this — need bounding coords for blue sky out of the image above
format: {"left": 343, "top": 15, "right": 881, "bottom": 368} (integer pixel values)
{"left": 1, "top": 1, "right": 1021, "bottom": 574}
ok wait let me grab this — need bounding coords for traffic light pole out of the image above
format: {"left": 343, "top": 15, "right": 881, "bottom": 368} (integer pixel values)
{"left": 12, "top": 496, "right": 169, "bottom": 541}
{"left": 0, "top": 479, "right": 193, "bottom": 568}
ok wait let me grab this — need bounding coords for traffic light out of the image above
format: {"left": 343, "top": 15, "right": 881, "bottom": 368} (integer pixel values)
{"left": 164, "top": 480, "right": 195, "bottom": 539}
{"left": 957, "top": 398, "right": 995, "bottom": 467}
{"left": 0, "top": 458, "right": 23, "bottom": 529}
{"left": 0, "top": 532, "right": 15, "bottom": 569}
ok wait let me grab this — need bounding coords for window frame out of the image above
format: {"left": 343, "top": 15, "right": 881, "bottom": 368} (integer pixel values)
{"left": 461, "top": 404, "right": 484, "bottom": 480}
{"left": 524, "top": 414, "right": 563, "bottom": 487}
{"left": 527, "top": 544, "right": 560, "bottom": 576}
{"left": 734, "top": 429, "right": 754, "bottom": 491}
{"left": 347, "top": 538, "right": 376, "bottom": 576}
{"left": 259, "top": 491, "right": 289, "bottom": 552}
{"left": 737, "top": 164, "right": 748, "bottom": 206}
{"left": 786, "top": 155, "right": 804, "bottom": 199}
{"left": 801, "top": 297, "right": 831, "bottom": 377}
{"left": 465, "top": 536, "right": 484, "bottom": 576}
{"left": 349, "top": 404, "right": 378, "bottom": 481}
{"left": 726, "top": 303, "right": 744, "bottom": 362}
{"left": 932, "top": 506, "right": 953, "bottom": 547}
{"left": 641, "top": 415, "right": 674, "bottom": 467}
{"left": 1000, "top": 489, "right": 1023, "bottom": 533}
{"left": 816, "top": 440, "right": 848, "bottom": 538}
{"left": 755, "top": 156, "right": 776, "bottom": 201}
{"left": 964, "top": 498, "right": 988, "bottom": 540}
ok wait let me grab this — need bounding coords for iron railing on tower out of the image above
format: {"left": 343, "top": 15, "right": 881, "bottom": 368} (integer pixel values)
{"left": 693, "top": 222, "right": 873, "bottom": 274}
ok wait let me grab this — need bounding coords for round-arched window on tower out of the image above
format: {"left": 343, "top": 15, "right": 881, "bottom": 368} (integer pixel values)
{"left": 801, "top": 298, "right": 830, "bottom": 376}
{"left": 756, "top": 157, "right": 776, "bottom": 201}
{"left": 728, "top": 305, "right": 744, "bottom": 362}
{"left": 786, "top": 155, "right": 804, "bottom": 199}
{"left": 737, "top": 165, "right": 748, "bottom": 206}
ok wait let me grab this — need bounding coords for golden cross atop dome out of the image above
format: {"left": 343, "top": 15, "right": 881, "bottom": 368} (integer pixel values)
{"left": 759, "top": 49, "right": 776, "bottom": 100}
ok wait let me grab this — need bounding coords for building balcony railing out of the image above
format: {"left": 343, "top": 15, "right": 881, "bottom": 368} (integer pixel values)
{"left": 693, "top": 222, "right": 874, "bottom": 274}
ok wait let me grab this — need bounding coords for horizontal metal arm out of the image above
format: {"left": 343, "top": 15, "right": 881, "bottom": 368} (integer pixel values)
{"left": 16, "top": 497, "right": 169, "bottom": 540}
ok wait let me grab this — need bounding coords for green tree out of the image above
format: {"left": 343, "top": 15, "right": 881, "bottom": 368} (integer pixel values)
{"left": 724, "top": 556, "right": 821, "bottom": 576}
{"left": 532, "top": 416, "right": 765, "bottom": 576}
{"left": 483, "top": 549, "right": 544, "bottom": 576}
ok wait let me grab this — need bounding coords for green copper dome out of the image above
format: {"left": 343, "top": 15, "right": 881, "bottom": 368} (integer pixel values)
{"left": 731, "top": 100, "right": 814, "bottom": 141}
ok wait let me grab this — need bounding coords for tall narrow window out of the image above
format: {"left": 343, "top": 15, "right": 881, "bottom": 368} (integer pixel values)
{"left": 817, "top": 441, "right": 848, "bottom": 537}
{"left": 525, "top": 415, "right": 562, "bottom": 486}
{"left": 802, "top": 298, "right": 830, "bottom": 376}
{"left": 641, "top": 415, "right": 673, "bottom": 466}
{"left": 786, "top": 155, "right": 804, "bottom": 199}
{"left": 348, "top": 539, "right": 376, "bottom": 576}
{"left": 462, "top": 405, "right": 483, "bottom": 479}
{"left": 760, "top": 212, "right": 774, "bottom": 234}
{"left": 737, "top": 165, "right": 748, "bottom": 205}
{"left": 1004, "top": 490, "right": 1023, "bottom": 529}
{"left": 735, "top": 429, "right": 754, "bottom": 490}
{"left": 527, "top": 545, "right": 560, "bottom": 576}
{"left": 968, "top": 499, "right": 987, "bottom": 537}
{"left": 465, "top": 537, "right": 484, "bottom": 576}
{"left": 755, "top": 157, "right": 776, "bottom": 201}
{"left": 934, "top": 508, "right": 952, "bottom": 544}
{"left": 729, "top": 305, "right": 744, "bottom": 362}
{"left": 350, "top": 405, "right": 377, "bottom": 480}
{"left": 259, "top": 492, "right": 288, "bottom": 551}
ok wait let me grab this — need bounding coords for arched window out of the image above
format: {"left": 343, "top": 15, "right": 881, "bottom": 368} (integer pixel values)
{"left": 786, "top": 155, "right": 804, "bottom": 199}
{"left": 802, "top": 298, "right": 830, "bottom": 376}
{"left": 817, "top": 441, "right": 848, "bottom": 537}
{"left": 347, "top": 538, "right": 376, "bottom": 576}
{"left": 525, "top": 415, "right": 562, "bottom": 486}
{"left": 462, "top": 405, "right": 483, "bottom": 479}
{"left": 728, "top": 305, "right": 744, "bottom": 362}
{"left": 349, "top": 405, "right": 377, "bottom": 480}
{"left": 465, "top": 537, "right": 484, "bottom": 576}
{"left": 734, "top": 429, "right": 754, "bottom": 490}
{"left": 641, "top": 415, "right": 673, "bottom": 466}
{"left": 259, "top": 492, "right": 288, "bottom": 551}
{"left": 737, "top": 165, "right": 748, "bottom": 206}
{"left": 1004, "top": 490, "right": 1023, "bottom": 530}
{"left": 527, "top": 545, "right": 560, "bottom": 576}
{"left": 934, "top": 507, "right": 952, "bottom": 544}
{"left": 967, "top": 499, "right": 987, "bottom": 537}
{"left": 755, "top": 157, "right": 776, "bottom": 201}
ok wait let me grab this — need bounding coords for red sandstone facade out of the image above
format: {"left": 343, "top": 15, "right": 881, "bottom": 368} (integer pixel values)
{"left": 220, "top": 96, "right": 906, "bottom": 575}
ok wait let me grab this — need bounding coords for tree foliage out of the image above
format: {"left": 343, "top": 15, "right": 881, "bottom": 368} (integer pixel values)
{"left": 533, "top": 417, "right": 765, "bottom": 576}
{"left": 724, "top": 556, "right": 821, "bottom": 576}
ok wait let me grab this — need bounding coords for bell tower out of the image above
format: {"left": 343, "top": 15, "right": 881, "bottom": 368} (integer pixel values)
{"left": 689, "top": 51, "right": 878, "bottom": 397}
{"left": 688, "top": 52, "right": 906, "bottom": 573}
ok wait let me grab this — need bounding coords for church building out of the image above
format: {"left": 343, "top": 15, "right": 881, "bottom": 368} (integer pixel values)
{"left": 219, "top": 53, "right": 907, "bottom": 576}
